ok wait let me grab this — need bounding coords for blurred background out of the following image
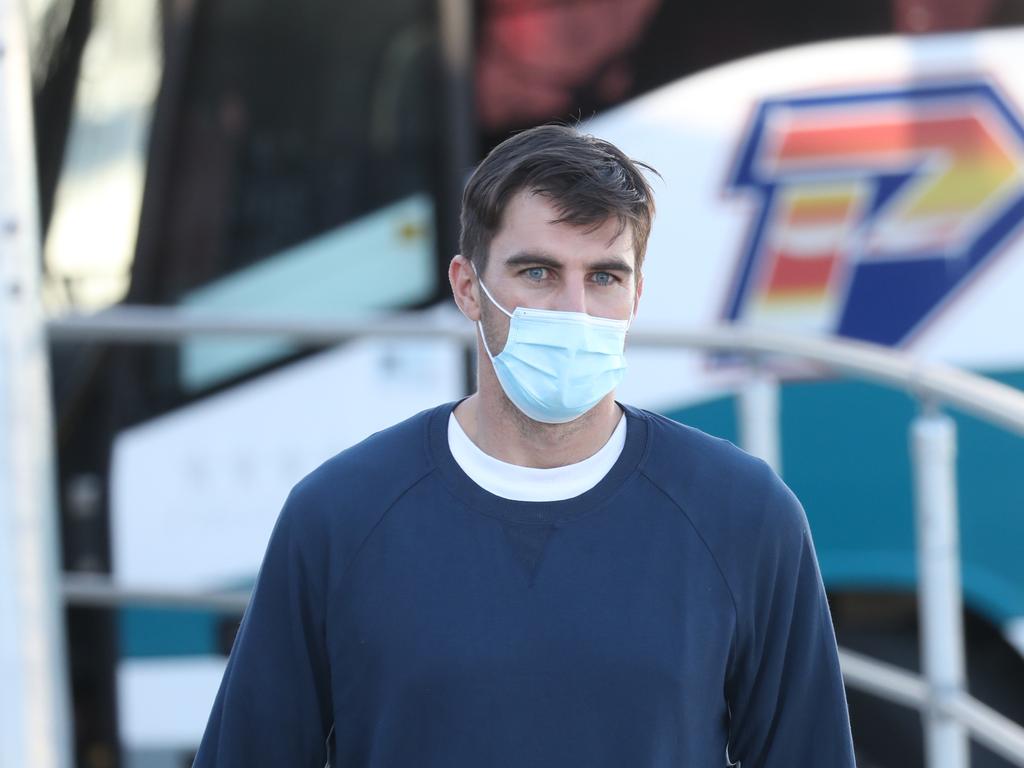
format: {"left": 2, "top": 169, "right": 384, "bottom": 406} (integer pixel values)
{"left": 14, "top": 0, "right": 1024, "bottom": 766}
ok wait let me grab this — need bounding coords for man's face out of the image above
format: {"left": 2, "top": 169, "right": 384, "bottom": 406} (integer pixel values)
{"left": 477, "top": 189, "right": 641, "bottom": 356}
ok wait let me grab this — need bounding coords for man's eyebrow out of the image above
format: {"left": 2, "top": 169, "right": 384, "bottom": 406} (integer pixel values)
{"left": 589, "top": 258, "right": 634, "bottom": 275}
{"left": 503, "top": 251, "right": 634, "bottom": 275}
{"left": 503, "top": 251, "right": 564, "bottom": 269}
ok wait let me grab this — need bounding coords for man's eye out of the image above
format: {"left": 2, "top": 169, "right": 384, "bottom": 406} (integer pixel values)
{"left": 525, "top": 267, "right": 548, "bottom": 280}
{"left": 592, "top": 271, "right": 616, "bottom": 286}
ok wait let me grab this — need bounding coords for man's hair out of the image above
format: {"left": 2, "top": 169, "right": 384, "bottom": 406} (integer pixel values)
{"left": 460, "top": 124, "right": 657, "bottom": 273}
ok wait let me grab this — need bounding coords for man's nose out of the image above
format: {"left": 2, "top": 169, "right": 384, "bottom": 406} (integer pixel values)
{"left": 557, "top": 275, "right": 588, "bottom": 314}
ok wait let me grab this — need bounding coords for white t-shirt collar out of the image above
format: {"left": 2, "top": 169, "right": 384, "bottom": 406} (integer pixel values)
{"left": 447, "top": 411, "right": 627, "bottom": 502}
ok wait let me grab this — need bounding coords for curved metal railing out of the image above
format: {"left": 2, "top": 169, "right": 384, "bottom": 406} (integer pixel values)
{"left": 48, "top": 305, "right": 1024, "bottom": 767}
{"left": 48, "top": 305, "right": 1024, "bottom": 433}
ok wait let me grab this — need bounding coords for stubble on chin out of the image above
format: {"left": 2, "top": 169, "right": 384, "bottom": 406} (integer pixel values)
{"left": 496, "top": 388, "right": 595, "bottom": 443}
{"left": 479, "top": 299, "right": 602, "bottom": 444}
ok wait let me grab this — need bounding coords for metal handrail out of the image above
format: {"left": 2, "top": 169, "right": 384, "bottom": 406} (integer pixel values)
{"left": 47, "top": 305, "right": 1024, "bottom": 436}
{"left": 60, "top": 578, "right": 1024, "bottom": 765}
{"left": 49, "top": 303, "right": 1024, "bottom": 763}
{"left": 63, "top": 573, "right": 250, "bottom": 614}
{"left": 839, "top": 649, "right": 1024, "bottom": 766}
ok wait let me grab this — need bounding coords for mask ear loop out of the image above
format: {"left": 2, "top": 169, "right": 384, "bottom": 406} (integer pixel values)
{"left": 625, "top": 294, "right": 637, "bottom": 333}
{"left": 470, "top": 262, "right": 514, "bottom": 318}
{"left": 469, "top": 262, "right": 513, "bottom": 360}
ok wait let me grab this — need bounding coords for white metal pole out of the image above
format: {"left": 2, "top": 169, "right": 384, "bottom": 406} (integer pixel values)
{"left": 0, "top": 0, "right": 74, "bottom": 766}
{"left": 911, "top": 409, "right": 969, "bottom": 768}
{"left": 738, "top": 366, "right": 782, "bottom": 474}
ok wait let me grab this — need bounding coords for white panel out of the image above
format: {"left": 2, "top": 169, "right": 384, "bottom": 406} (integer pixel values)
{"left": 111, "top": 323, "right": 464, "bottom": 590}
{"left": 117, "top": 657, "right": 226, "bottom": 749}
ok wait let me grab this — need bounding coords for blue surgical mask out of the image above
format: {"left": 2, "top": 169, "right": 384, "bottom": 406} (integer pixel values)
{"left": 474, "top": 270, "right": 632, "bottom": 424}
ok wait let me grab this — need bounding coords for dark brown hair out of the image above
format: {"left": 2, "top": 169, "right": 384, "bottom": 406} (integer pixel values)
{"left": 460, "top": 124, "right": 658, "bottom": 273}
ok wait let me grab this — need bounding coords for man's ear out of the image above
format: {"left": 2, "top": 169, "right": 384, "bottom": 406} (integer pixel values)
{"left": 633, "top": 272, "right": 644, "bottom": 319}
{"left": 449, "top": 254, "right": 481, "bottom": 322}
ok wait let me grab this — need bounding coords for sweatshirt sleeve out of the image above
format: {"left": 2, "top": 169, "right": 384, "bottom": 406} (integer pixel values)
{"left": 193, "top": 485, "right": 333, "bottom": 767}
{"left": 724, "top": 477, "right": 856, "bottom": 767}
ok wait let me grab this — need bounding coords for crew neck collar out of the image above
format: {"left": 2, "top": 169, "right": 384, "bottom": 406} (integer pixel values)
{"left": 447, "top": 411, "right": 627, "bottom": 502}
{"left": 429, "top": 400, "right": 649, "bottom": 525}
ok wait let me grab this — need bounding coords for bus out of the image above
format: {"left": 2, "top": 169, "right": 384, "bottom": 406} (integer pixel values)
{"left": 42, "top": 2, "right": 1024, "bottom": 765}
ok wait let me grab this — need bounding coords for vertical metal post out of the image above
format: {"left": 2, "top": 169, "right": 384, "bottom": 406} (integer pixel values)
{"left": 738, "top": 366, "right": 782, "bottom": 474}
{"left": 911, "top": 407, "right": 969, "bottom": 768}
{"left": 0, "top": 0, "right": 74, "bottom": 766}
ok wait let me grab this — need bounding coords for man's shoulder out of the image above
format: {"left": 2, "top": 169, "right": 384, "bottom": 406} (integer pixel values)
{"left": 628, "top": 405, "right": 779, "bottom": 499}
{"left": 277, "top": 403, "right": 445, "bottom": 539}
{"left": 627, "top": 405, "right": 808, "bottom": 568}
{"left": 294, "top": 402, "right": 442, "bottom": 501}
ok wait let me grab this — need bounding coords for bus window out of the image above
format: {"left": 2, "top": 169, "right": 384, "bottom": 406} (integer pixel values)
{"left": 129, "top": 0, "right": 445, "bottom": 399}
{"left": 179, "top": 193, "right": 435, "bottom": 390}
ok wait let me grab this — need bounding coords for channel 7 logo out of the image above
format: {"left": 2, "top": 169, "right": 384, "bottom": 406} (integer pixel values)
{"left": 724, "top": 80, "right": 1024, "bottom": 347}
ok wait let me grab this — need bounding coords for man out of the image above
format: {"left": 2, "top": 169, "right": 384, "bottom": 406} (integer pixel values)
{"left": 194, "top": 125, "right": 856, "bottom": 766}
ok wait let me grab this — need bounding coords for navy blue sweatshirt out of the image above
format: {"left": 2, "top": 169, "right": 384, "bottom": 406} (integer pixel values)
{"left": 194, "top": 402, "right": 855, "bottom": 767}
